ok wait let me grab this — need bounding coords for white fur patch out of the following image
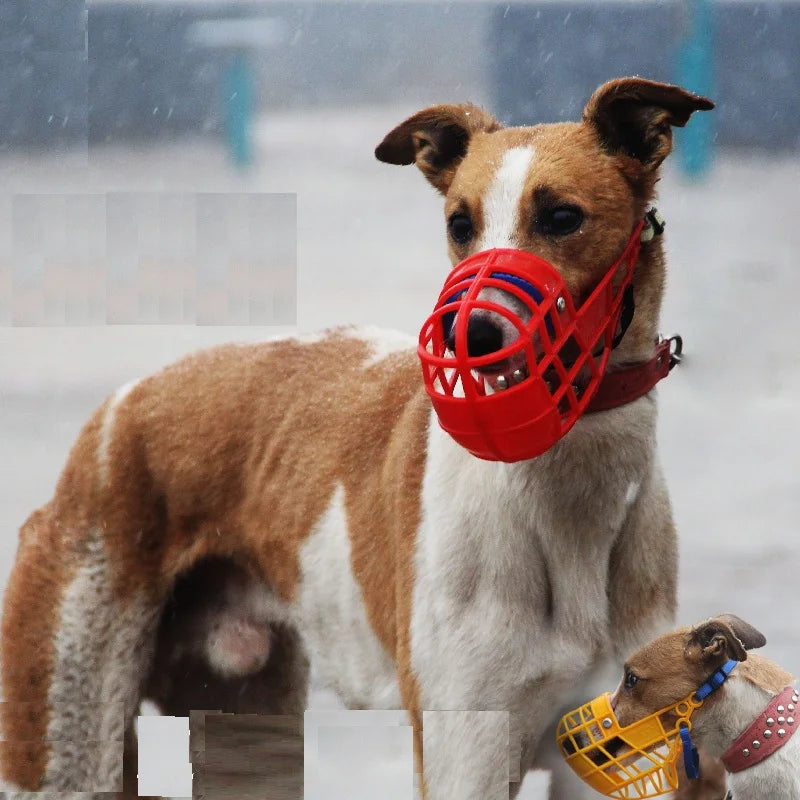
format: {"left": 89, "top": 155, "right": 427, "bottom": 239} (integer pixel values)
{"left": 477, "top": 146, "right": 535, "bottom": 251}
{"left": 296, "top": 485, "right": 401, "bottom": 709}
{"left": 270, "top": 326, "right": 413, "bottom": 367}
{"left": 625, "top": 481, "right": 641, "bottom": 506}
{"left": 339, "top": 325, "right": 415, "bottom": 368}
{"left": 43, "top": 531, "right": 160, "bottom": 792}
{"left": 98, "top": 378, "right": 139, "bottom": 487}
{"left": 289, "top": 330, "right": 329, "bottom": 345}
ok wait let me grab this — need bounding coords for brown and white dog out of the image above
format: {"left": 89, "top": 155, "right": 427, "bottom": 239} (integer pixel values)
{"left": 0, "top": 78, "right": 712, "bottom": 799}
{"left": 611, "top": 615, "right": 799, "bottom": 800}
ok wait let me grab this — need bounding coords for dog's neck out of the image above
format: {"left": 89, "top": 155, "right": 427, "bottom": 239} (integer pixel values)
{"left": 609, "top": 235, "right": 667, "bottom": 368}
{"left": 692, "top": 657, "right": 799, "bottom": 798}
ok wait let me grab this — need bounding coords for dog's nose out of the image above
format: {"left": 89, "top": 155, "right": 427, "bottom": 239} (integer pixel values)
{"left": 446, "top": 316, "right": 504, "bottom": 356}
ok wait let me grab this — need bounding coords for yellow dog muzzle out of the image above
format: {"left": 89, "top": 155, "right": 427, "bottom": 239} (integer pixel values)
{"left": 555, "top": 691, "right": 700, "bottom": 798}
{"left": 556, "top": 659, "right": 737, "bottom": 798}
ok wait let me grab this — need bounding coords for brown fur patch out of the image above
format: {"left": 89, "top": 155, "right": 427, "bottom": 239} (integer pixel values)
{"left": 672, "top": 746, "right": 729, "bottom": 800}
{"left": 614, "top": 625, "right": 706, "bottom": 727}
{"left": 89, "top": 332, "right": 429, "bottom": 662}
{"left": 735, "top": 653, "right": 795, "bottom": 694}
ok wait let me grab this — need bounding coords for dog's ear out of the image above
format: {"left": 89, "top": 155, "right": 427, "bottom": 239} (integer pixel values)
{"left": 716, "top": 614, "right": 767, "bottom": 652}
{"left": 583, "top": 77, "right": 714, "bottom": 171}
{"left": 685, "top": 615, "right": 765, "bottom": 666}
{"left": 375, "top": 104, "right": 502, "bottom": 194}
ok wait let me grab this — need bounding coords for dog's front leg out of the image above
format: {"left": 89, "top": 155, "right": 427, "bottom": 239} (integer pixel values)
{"left": 606, "top": 468, "right": 678, "bottom": 657}
{"left": 398, "top": 640, "right": 530, "bottom": 800}
{"left": 402, "top": 659, "right": 539, "bottom": 800}
{"left": 421, "top": 708, "right": 518, "bottom": 800}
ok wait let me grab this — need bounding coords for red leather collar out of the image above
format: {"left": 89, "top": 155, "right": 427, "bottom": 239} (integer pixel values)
{"left": 586, "top": 338, "right": 673, "bottom": 414}
{"left": 722, "top": 685, "right": 799, "bottom": 773}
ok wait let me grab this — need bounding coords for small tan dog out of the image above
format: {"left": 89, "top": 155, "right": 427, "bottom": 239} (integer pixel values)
{"left": 610, "top": 615, "right": 798, "bottom": 800}
{"left": 1, "top": 78, "right": 713, "bottom": 799}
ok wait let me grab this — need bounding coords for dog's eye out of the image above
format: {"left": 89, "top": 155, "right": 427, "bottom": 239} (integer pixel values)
{"left": 448, "top": 213, "right": 474, "bottom": 244}
{"left": 624, "top": 670, "right": 639, "bottom": 690}
{"left": 539, "top": 205, "right": 584, "bottom": 236}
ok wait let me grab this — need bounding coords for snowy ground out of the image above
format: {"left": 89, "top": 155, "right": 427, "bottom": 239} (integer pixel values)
{"left": 1, "top": 105, "right": 799, "bottom": 798}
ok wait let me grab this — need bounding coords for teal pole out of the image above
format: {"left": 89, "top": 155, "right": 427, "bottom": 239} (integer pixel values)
{"left": 676, "top": 0, "right": 714, "bottom": 178}
{"left": 226, "top": 50, "right": 254, "bottom": 168}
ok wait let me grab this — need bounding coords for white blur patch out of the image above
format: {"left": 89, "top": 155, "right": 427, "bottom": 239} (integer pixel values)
{"left": 137, "top": 715, "right": 192, "bottom": 798}
{"left": 305, "top": 711, "right": 413, "bottom": 800}
{"left": 297, "top": 485, "right": 402, "bottom": 710}
{"left": 98, "top": 378, "right": 140, "bottom": 487}
{"left": 476, "top": 146, "right": 536, "bottom": 251}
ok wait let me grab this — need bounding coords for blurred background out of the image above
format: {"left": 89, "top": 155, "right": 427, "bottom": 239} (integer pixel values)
{"left": 1, "top": 0, "right": 799, "bottom": 797}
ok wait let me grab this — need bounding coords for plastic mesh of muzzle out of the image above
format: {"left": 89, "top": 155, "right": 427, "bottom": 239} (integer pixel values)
{"left": 556, "top": 692, "right": 701, "bottom": 799}
{"left": 418, "top": 226, "right": 643, "bottom": 462}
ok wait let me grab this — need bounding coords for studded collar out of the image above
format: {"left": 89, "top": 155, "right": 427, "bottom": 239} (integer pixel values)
{"left": 721, "top": 685, "right": 799, "bottom": 773}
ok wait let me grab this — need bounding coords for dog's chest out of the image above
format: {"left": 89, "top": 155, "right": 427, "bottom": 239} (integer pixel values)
{"left": 409, "top": 421, "right": 648, "bottom": 710}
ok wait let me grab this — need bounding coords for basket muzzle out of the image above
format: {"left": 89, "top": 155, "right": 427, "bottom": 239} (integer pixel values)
{"left": 556, "top": 691, "right": 700, "bottom": 799}
{"left": 417, "top": 223, "right": 643, "bottom": 461}
{"left": 556, "top": 658, "right": 738, "bottom": 798}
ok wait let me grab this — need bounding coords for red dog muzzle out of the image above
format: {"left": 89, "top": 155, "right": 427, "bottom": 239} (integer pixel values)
{"left": 418, "top": 221, "right": 645, "bottom": 462}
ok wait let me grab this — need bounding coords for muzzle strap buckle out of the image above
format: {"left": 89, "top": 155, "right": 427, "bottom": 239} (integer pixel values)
{"left": 694, "top": 658, "right": 737, "bottom": 701}
{"left": 666, "top": 334, "right": 683, "bottom": 370}
{"left": 641, "top": 206, "right": 666, "bottom": 242}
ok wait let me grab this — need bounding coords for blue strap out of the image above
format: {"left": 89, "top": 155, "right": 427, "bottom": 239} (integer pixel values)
{"left": 440, "top": 273, "right": 547, "bottom": 340}
{"left": 680, "top": 725, "right": 700, "bottom": 780}
{"left": 694, "top": 659, "right": 737, "bottom": 701}
{"left": 674, "top": 659, "right": 737, "bottom": 782}
{"left": 489, "top": 272, "right": 544, "bottom": 304}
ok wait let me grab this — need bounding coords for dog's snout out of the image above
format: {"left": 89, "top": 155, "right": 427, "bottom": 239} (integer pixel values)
{"left": 588, "top": 736, "right": 624, "bottom": 766}
{"left": 446, "top": 315, "right": 504, "bottom": 357}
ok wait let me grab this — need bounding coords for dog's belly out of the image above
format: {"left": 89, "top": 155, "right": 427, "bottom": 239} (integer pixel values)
{"left": 295, "top": 485, "right": 402, "bottom": 710}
